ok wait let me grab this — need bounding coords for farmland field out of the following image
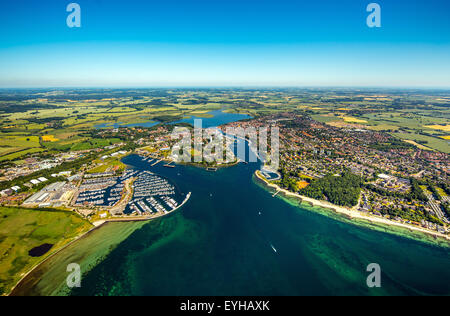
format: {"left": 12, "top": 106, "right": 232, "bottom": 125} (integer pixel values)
{"left": 391, "top": 132, "right": 450, "bottom": 153}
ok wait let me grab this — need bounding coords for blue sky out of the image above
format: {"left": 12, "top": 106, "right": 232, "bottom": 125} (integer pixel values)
{"left": 0, "top": 0, "right": 449, "bottom": 88}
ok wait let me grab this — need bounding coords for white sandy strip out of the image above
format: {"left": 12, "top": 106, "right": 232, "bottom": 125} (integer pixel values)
{"left": 255, "top": 171, "right": 450, "bottom": 242}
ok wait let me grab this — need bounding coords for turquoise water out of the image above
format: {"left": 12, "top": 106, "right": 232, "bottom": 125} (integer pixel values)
{"left": 69, "top": 155, "right": 450, "bottom": 296}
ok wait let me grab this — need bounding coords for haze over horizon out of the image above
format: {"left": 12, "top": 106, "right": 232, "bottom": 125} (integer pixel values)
{"left": 1, "top": 0, "right": 449, "bottom": 88}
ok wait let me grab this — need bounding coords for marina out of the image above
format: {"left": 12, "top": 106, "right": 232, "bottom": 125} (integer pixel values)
{"left": 73, "top": 161, "right": 187, "bottom": 217}
{"left": 125, "top": 170, "right": 186, "bottom": 216}
{"left": 151, "top": 159, "right": 162, "bottom": 167}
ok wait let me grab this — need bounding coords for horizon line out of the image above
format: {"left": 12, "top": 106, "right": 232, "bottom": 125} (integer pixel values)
{"left": 1, "top": 85, "right": 450, "bottom": 91}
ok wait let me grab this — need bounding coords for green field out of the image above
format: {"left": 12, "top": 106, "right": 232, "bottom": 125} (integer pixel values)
{"left": 87, "top": 156, "right": 127, "bottom": 174}
{"left": 391, "top": 132, "right": 450, "bottom": 153}
{"left": 0, "top": 135, "right": 43, "bottom": 162}
{"left": 42, "top": 137, "right": 122, "bottom": 151}
{"left": 0, "top": 148, "right": 45, "bottom": 162}
{"left": 0, "top": 207, "right": 92, "bottom": 295}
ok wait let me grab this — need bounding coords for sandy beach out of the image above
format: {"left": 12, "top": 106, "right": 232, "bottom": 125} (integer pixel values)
{"left": 254, "top": 170, "right": 450, "bottom": 244}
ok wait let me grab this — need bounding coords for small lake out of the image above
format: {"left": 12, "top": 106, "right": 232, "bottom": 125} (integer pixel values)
{"left": 28, "top": 244, "right": 53, "bottom": 257}
{"left": 172, "top": 110, "right": 252, "bottom": 128}
{"left": 95, "top": 110, "right": 251, "bottom": 129}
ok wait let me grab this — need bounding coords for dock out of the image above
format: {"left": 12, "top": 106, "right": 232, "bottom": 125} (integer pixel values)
{"left": 272, "top": 189, "right": 280, "bottom": 197}
{"left": 151, "top": 159, "right": 162, "bottom": 166}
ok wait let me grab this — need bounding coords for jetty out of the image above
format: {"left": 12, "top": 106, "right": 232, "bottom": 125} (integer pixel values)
{"left": 151, "top": 159, "right": 162, "bottom": 166}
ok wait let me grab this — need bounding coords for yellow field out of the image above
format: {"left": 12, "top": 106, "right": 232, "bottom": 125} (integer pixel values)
{"left": 42, "top": 135, "right": 59, "bottom": 142}
{"left": 439, "top": 135, "right": 450, "bottom": 140}
{"left": 425, "top": 125, "right": 450, "bottom": 132}
{"left": 404, "top": 140, "right": 433, "bottom": 151}
{"left": 342, "top": 116, "right": 368, "bottom": 123}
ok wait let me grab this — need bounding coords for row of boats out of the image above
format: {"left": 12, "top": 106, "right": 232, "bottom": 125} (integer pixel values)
{"left": 75, "top": 169, "right": 142, "bottom": 207}
{"left": 78, "top": 176, "right": 118, "bottom": 191}
{"left": 74, "top": 163, "right": 187, "bottom": 214}
{"left": 127, "top": 170, "right": 180, "bottom": 215}
{"left": 132, "top": 171, "right": 176, "bottom": 198}
{"left": 139, "top": 155, "right": 175, "bottom": 168}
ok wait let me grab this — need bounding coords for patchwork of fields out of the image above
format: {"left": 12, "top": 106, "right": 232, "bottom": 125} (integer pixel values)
{"left": 0, "top": 89, "right": 449, "bottom": 161}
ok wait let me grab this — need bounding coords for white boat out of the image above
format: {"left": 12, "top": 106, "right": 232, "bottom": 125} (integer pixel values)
{"left": 270, "top": 244, "right": 277, "bottom": 253}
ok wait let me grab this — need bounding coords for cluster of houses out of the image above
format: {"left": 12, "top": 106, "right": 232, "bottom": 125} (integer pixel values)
{"left": 374, "top": 174, "right": 411, "bottom": 193}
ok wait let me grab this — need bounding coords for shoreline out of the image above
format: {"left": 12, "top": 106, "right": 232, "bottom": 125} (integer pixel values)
{"left": 9, "top": 220, "right": 148, "bottom": 296}
{"left": 254, "top": 170, "right": 450, "bottom": 247}
{"left": 176, "top": 159, "right": 240, "bottom": 170}
{"left": 8, "top": 191, "right": 192, "bottom": 296}
{"left": 8, "top": 219, "right": 102, "bottom": 296}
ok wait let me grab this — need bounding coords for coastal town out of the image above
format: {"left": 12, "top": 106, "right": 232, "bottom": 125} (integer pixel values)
{"left": 0, "top": 110, "right": 449, "bottom": 238}
{"left": 224, "top": 113, "right": 450, "bottom": 235}
{"left": 0, "top": 88, "right": 449, "bottom": 297}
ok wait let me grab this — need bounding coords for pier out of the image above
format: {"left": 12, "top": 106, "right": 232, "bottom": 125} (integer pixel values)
{"left": 151, "top": 159, "right": 162, "bottom": 166}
